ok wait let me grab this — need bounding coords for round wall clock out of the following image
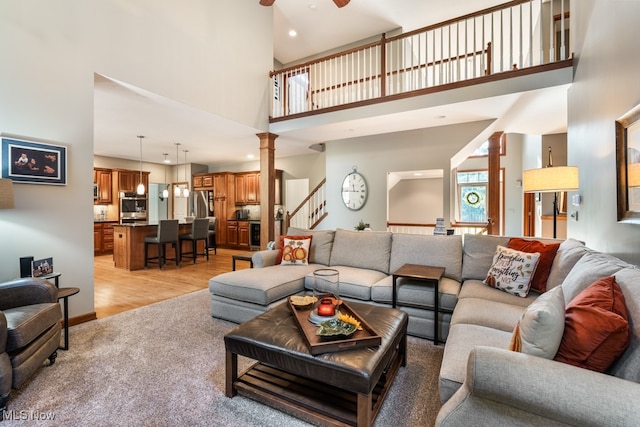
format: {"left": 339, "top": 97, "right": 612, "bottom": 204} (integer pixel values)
{"left": 341, "top": 168, "right": 368, "bottom": 211}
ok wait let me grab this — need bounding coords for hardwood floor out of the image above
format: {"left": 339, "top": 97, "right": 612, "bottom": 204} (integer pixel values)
{"left": 94, "top": 248, "right": 252, "bottom": 319}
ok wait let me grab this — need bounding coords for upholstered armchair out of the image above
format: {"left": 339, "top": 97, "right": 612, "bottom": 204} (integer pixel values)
{"left": 0, "top": 278, "right": 62, "bottom": 410}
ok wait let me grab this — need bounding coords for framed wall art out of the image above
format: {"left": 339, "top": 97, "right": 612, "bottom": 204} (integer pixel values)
{"left": 616, "top": 103, "right": 640, "bottom": 223}
{"left": 1, "top": 136, "right": 67, "bottom": 185}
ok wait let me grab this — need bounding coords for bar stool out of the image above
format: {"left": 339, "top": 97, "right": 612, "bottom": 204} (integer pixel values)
{"left": 179, "top": 218, "right": 210, "bottom": 263}
{"left": 208, "top": 217, "right": 217, "bottom": 255}
{"left": 144, "top": 219, "right": 180, "bottom": 269}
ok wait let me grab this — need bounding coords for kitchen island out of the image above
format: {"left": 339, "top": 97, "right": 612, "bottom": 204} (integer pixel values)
{"left": 112, "top": 223, "right": 202, "bottom": 271}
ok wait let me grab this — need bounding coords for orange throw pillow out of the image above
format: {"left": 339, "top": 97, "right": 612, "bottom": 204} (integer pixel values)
{"left": 276, "top": 235, "right": 312, "bottom": 265}
{"left": 508, "top": 238, "right": 560, "bottom": 293}
{"left": 554, "top": 276, "right": 631, "bottom": 372}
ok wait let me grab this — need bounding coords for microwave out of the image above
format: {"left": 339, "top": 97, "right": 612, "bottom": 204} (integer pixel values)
{"left": 93, "top": 184, "right": 99, "bottom": 200}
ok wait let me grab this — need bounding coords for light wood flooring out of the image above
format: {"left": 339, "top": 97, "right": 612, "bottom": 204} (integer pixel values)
{"left": 94, "top": 248, "right": 252, "bottom": 319}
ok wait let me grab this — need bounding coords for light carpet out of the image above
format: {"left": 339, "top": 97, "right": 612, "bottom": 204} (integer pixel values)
{"left": 5, "top": 290, "right": 444, "bottom": 426}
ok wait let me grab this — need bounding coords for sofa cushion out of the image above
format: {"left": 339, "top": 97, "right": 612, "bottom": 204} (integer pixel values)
{"left": 280, "top": 236, "right": 312, "bottom": 265}
{"left": 329, "top": 228, "right": 392, "bottom": 274}
{"left": 555, "top": 276, "right": 631, "bottom": 373}
{"left": 484, "top": 245, "right": 541, "bottom": 297}
{"left": 450, "top": 297, "right": 527, "bottom": 332}
{"left": 370, "top": 275, "right": 461, "bottom": 312}
{"left": 304, "top": 266, "right": 387, "bottom": 301}
{"left": 458, "top": 280, "right": 538, "bottom": 307}
{"left": 276, "top": 234, "right": 312, "bottom": 264}
{"left": 389, "top": 233, "right": 462, "bottom": 282}
{"left": 439, "top": 323, "right": 513, "bottom": 403}
{"left": 3, "top": 303, "right": 62, "bottom": 352}
{"left": 546, "top": 238, "right": 589, "bottom": 290}
{"left": 608, "top": 267, "right": 640, "bottom": 383}
{"left": 509, "top": 286, "right": 565, "bottom": 359}
{"left": 561, "top": 252, "right": 631, "bottom": 304}
{"left": 507, "top": 238, "right": 560, "bottom": 293}
{"left": 461, "top": 234, "right": 510, "bottom": 281}
{"left": 287, "top": 227, "right": 335, "bottom": 266}
{"left": 209, "top": 264, "right": 315, "bottom": 305}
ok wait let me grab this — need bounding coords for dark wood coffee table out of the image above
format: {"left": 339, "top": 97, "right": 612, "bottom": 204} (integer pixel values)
{"left": 225, "top": 301, "right": 408, "bottom": 427}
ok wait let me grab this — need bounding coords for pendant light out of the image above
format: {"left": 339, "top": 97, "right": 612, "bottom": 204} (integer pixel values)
{"left": 162, "top": 153, "right": 169, "bottom": 199}
{"left": 182, "top": 149, "right": 190, "bottom": 198}
{"left": 136, "top": 135, "right": 145, "bottom": 195}
{"left": 174, "top": 142, "right": 182, "bottom": 197}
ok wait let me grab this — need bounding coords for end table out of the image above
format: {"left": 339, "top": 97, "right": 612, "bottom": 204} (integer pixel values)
{"left": 57, "top": 287, "right": 80, "bottom": 350}
{"left": 392, "top": 263, "right": 445, "bottom": 344}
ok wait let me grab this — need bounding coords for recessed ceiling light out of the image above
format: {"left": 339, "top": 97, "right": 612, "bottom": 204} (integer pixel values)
{"left": 413, "top": 172, "right": 423, "bottom": 177}
{"left": 247, "top": 154, "right": 255, "bottom": 160}
{"left": 309, "top": 4, "right": 317, "bottom": 10}
{"left": 289, "top": 29, "right": 297, "bottom": 37}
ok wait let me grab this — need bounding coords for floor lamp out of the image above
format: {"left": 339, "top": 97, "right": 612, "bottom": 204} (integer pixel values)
{"left": 523, "top": 148, "right": 579, "bottom": 239}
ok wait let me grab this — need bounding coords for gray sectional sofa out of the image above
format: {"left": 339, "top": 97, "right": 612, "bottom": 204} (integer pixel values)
{"left": 209, "top": 228, "right": 640, "bottom": 425}
{"left": 210, "top": 227, "right": 463, "bottom": 341}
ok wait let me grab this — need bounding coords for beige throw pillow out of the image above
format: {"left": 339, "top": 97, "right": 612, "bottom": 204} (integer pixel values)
{"left": 509, "top": 286, "right": 565, "bottom": 358}
{"left": 484, "top": 245, "right": 541, "bottom": 297}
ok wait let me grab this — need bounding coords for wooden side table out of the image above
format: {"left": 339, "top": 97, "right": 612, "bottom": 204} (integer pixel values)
{"left": 392, "top": 263, "right": 445, "bottom": 344}
{"left": 232, "top": 252, "right": 254, "bottom": 271}
{"left": 57, "top": 287, "right": 80, "bottom": 350}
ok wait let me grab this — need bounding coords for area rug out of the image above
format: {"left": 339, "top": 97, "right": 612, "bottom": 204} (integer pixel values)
{"left": 5, "top": 290, "right": 444, "bottom": 426}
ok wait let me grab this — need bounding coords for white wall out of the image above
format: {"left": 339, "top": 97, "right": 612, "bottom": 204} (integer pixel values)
{"left": 0, "top": 1, "right": 272, "bottom": 318}
{"left": 321, "top": 120, "right": 494, "bottom": 231}
{"left": 388, "top": 178, "right": 443, "bottom": 224}
{"left": 568, "top": 0, "right": 640, "bottom": 265}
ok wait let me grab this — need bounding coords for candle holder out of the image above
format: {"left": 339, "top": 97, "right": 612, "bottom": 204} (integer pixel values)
{"left": 308, "top": 269, "right": 340, "bottom": 324}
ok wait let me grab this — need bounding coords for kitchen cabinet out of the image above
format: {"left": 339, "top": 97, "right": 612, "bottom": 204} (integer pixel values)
{"left": 226, "top": 220, "right": 249, "bottom": 249}
{"left": 212, "top": 173, "right": 235, "bottom": 246}
{"left": 114, "top": 170, "right": 149, "bottom": 194}
{"left": 234, "top": 170, "right": 282, "bottom": 206}
{"left": 236, "top": 172, "right": 259, "bottom": 205}
{"left": 193, "top": 173, "right": 214, "bottom": 190}
{"left": 94, "top": 221, "right": 117, "bottom": 254}
{"left": 93, "top": 168, "right": 112, "bottom": 204}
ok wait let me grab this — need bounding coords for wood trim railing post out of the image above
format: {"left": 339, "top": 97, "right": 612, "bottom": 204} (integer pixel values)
{"left": 380, "top": 33, "right": 386, "bottom": 98}
{"left": 485, "top": 42, "right": 492, "bottom": 75}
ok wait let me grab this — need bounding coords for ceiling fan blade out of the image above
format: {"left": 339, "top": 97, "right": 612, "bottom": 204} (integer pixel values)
{"left": 333, "top": 0, "right": 350, "bottom": 7}
{"left": 259, "top": 0, "right": 275, "bottom": 6}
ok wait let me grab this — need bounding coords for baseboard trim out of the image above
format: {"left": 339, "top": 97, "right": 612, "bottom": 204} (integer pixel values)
{"left": 69, "top": 312, "right": 97, "bottom": 326}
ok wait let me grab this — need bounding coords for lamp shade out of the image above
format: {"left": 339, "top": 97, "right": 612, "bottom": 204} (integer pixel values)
{"left": 0, "top": 178, "right": 15, "bottom": 209}
{"left": 523, "top": 166, "right": 579, "bottom": 193}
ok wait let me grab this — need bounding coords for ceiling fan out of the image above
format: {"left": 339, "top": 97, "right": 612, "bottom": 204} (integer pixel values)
{"left": 259, "top": 0, "right": 350, "bottom": 8}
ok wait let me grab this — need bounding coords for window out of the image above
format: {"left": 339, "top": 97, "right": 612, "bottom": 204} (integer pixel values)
{"left": 469, "top": 137, "right": 506, "bottom": 158}
{"left": 457, "top": 171, "right": 488, "bottom": 222}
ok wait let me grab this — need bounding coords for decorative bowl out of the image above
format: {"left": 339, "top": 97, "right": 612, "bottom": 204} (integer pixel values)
{"left": 289, "top": 295, "right": 317, "bottom": 310}
{"left": 316, "top": 319, "right": 358, "bottom": 338}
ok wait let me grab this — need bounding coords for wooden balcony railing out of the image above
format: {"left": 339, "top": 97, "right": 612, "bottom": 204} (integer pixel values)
{"left": 387, "top": 221, "right": 489, "bottom": 236}
{"left": 270, "top": 0, "right": 570, "bottom": 120}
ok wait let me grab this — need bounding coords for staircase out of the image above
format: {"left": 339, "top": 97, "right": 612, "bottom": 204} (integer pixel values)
{"left": 285, "top": 178, "right": 327, "bottom": 232}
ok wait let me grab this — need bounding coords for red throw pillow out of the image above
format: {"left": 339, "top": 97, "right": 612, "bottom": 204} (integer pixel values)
{"left": 276, "top": 235, "right": 312, "bottom": 265}
{"left": 554, "top": 276, "right": 631, "bottom": 372}
{"left": 508, "top": 238, "right": 560, "bottom": 293}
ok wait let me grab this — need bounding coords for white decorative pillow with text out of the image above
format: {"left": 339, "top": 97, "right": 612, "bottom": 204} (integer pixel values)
{"left": 484, "top": 245, "right": 541, "bottom": 297}
{"left": 280, "top": 237, "right": 311, "bottom": 265}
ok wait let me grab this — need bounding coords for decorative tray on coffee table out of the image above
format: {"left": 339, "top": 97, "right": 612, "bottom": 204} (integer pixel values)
{"left": 287, "top": 297, "right": 382, "bottom": 355}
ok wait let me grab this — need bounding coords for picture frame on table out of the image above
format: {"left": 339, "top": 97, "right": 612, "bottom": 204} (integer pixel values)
{"left": 1, "top": 136, "right": 67, "bottom": 185}
{"left": 616, "top": 103, "right": 640, "bottom": 223}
